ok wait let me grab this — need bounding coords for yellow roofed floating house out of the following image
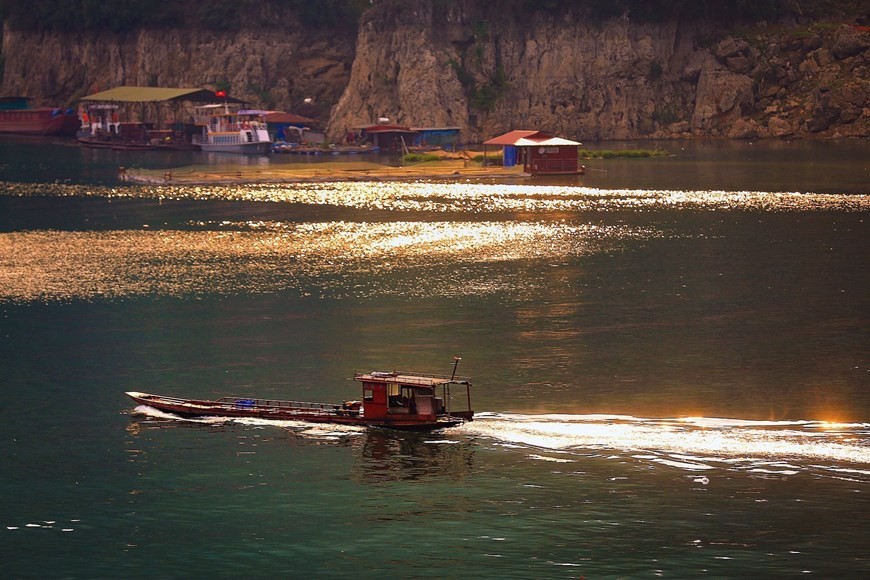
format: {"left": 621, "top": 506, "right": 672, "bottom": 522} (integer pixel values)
{"left": 78, "top": 86, "right": 246, "bottom": 150}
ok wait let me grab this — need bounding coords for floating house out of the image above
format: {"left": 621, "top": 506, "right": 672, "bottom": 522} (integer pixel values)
{"left": 351, "top": 120, "right": 418, "bottom": 152}
{"left": 483, "top": 130, "right": 584, "bottom": 175}
{"left": 264, "top": 111, "right": 321, "bottom": 143}
{"left": 78, "top": 86, "right": 245, "bottom": 148}
{"left": 411, "top": 126, "right": 461, "bottom": 150}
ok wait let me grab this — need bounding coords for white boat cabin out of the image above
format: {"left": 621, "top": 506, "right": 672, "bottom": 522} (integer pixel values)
{"left": 192, "top": 104, "right": 271, "bottom": 153}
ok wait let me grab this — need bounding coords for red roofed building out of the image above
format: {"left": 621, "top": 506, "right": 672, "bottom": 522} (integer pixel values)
{"left": 346, "top": 119, "right": 419, "bottom": 151}
{"left": 484, "top": 130, "right": 584, "bottom": 175}
{"left": 264, "top": 112, "right": 317, "bottom": 126}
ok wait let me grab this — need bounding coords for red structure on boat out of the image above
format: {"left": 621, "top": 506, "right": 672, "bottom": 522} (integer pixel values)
{"left": 126, "top": 359, "right": 473, "bottom": 431}
{"left": 0, "top": 97, "right": 80, "bottom": 137}
{"left": 484, "top": 130, "right": 585, "bottom": 176}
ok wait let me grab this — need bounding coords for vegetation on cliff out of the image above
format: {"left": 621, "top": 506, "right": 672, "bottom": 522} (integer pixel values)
{"left": 3, "top": 0, "right": 865, "bottom": 34}
{"left": 0, "top": 0, "right": 370, "bottom": 32}
{"left": 518, "top": 0, "right": 865, "bottom": 22}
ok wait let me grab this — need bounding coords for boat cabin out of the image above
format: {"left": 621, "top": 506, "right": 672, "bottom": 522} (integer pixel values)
{"left": 192, "top": 104, "right": 271, "bottom": 152}
{"left": 354, "top": 370, "right": 473, "bottom": 425}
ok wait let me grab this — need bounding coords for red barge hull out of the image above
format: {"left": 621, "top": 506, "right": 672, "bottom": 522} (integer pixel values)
{"left": 0, "top": 108, "right": 80, "bottom": 137}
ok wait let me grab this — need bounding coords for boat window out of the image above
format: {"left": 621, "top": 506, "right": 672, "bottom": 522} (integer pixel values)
{"left": 363, "top": 387, "right": 373, "bottom": 402}
{"left": 389, "top": 394, "right": 405, "bottom": 407}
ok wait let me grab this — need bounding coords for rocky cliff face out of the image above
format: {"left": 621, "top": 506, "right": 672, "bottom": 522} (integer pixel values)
{"left": 2, "top": 0, "right": 867, "bottom": 142}
{"left": 329, "top": 0, "right": 869, "bottom": 142}
{"left": 0, "top": 21, "right": 355, "bottom": 123}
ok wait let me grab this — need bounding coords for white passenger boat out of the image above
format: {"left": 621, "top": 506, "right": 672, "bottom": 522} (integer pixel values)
{"left": 192, "top": 104, "right": 271, "bottom": 154}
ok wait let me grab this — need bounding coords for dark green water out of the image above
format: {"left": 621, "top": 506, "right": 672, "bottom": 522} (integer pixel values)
{"left": 1, "top": 137, "right": 868, "bottom": 578}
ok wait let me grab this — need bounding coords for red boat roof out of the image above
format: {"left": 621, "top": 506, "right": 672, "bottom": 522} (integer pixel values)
{"left": 355, "top": 371, "right": 471, "bottom": 387}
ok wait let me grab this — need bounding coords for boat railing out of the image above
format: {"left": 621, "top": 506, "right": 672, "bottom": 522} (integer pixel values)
{"left": 192, "top": 132, "right": 259, "bottom": 146}
{"left": 215, "top": 396, "right": 340, "bottom": 412}
{"left": 209, "top": 121, "right": 263, "bottom": 133}
{"left": 192, "top": 110, "right": 265, "bottom": 129}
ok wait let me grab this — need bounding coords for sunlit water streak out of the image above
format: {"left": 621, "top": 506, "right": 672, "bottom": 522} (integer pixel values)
{"left": 2, "top": 180, "right": 868, "bottom": 212}
{"left": 0, "top": 221, "right": 654, "bottom": 302}
{"left": 132, "top": 405, "right": 870, "bottom": 482}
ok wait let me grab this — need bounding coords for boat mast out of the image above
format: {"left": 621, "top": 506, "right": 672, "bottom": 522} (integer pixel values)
{"left": 445, "top": 356, "right": 462, "bottom": 416}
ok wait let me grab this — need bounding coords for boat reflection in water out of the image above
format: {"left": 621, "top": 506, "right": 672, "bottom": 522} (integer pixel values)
{"left": 351, "top": 430, "right": 476, "bottom": 484}
{"left": 124, "top": 405, "right": 476, "bottom": 483}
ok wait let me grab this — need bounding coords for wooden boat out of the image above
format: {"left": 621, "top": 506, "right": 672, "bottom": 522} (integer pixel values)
{"left": 126, "top": 361, "right": 473, "bottom": 431}
{"left": 192, "top": 104, "right": 272, "bottom": 154}
{"left": 0, "top": 97, "right": 80, "bottom": 137}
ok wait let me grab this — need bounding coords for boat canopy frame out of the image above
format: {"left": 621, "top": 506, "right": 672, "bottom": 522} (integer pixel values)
{"left": 354, "top": 370, "right": 473, "bottom": 418}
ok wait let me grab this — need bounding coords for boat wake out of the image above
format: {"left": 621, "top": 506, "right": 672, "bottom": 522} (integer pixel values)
{"left": 455, "top": 413, "right": 870, "bottom": 481}
{"left": 131, "top": 404, "right": 366, "bottom": 439}
{"left": 132, "top": 405, "right": 870, "bottom": 481}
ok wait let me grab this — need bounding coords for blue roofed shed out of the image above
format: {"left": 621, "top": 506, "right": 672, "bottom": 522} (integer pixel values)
{"left": 411, "top": 127, "right": 461, "bottom": 149}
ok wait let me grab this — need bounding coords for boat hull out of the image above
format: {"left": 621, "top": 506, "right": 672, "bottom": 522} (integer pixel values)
{"left": 0, "top": 108, "right": 80, "bottom": 137}
{"left": 196, "top": 141, "right": 272, "bottom": 154}
{"left": 126, "top": 391, "right": 466, "bottom": 431}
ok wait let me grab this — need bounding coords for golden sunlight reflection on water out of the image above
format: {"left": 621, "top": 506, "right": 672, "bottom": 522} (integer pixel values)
{"left": 0, "top": 221, "right": 650, "bottom": 302}
{"left": 3, "top": 181, "right": 868, "bottom": 212}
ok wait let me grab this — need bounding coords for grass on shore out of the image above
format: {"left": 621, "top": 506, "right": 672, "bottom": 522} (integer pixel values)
{"left": 578, "top": 148, "right": 669, "bottom": 159}
{"left": 402, "top": 148, "right": 669, "bottom": 164}
{"left": 402, "top": 153, "right": 445, "bottom": 163}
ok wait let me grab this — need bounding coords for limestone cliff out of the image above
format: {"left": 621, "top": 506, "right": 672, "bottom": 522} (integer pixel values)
{"left": 328, "top": 0, "right": 869, "bottom": 141}
{"left": 0, "top": 20, "right": 355, "bottom": 123}
{"left": 1, "top": 0, "right": 868, "bottom": 141}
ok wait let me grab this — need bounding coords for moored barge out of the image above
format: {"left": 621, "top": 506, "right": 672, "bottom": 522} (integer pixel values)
{"left": 0, "top": 97, "right": 80, "bottom": 137}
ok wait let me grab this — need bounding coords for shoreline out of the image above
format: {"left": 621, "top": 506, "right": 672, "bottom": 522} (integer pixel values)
{"left": 119, "top": 160, "right": 544, "bottom": 185}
